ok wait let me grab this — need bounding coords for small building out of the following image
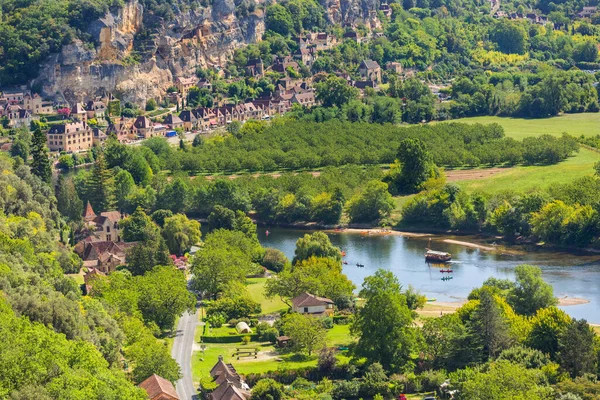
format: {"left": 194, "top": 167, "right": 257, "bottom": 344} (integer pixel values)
{"left": 291, "top": 292, "right": 335, "bottom": 316}
{"left": 359, "top": 59, "right": 382, "bottom": 83}
{"left": 579, "top": 6, "right": 597, "bottom": 18}
{"left": 74, "top": 239, "right": 134, "bottom": 274}
{"left": 291, "top": 91, "right": 316, "bottom": 108}
{"left": 5, "top": 107, "right": 32, "bottom": 128}
{"left": 179, "top": 110, "right": 198, "bottom": 131}
{"left": 163, "top": 113, "right": 184, "bottom": 130}
{"left": 176, "top": 76, "right": 198, "bottom": 96}
{"left": 47, "top": 121, "right": 94, "bottom": 152}
{"left": 85, "top": 101, "right": 107, "bottom": 119}
{"left": 379, "top": 2, "right": 392, "bottom": 17}
{"left": 272, "top": 56, "right": 299, "bottom": 74}
{"left": 83, "top": 201, "right": 124, "bottom": 242}
{"left": 276, "top": 336, "right": 290, "bottom": 348}
{"left": 386, "top": 61, "right": 403, "bottom": 74}
{"left": 245, "top": 59, "right": 264, "bottom": 78}
{"left": 71, "top": 103, "right": 87, "bottom": 121}
{"left": 139, "top": 374, "right": 179, "bottom": 400}
{"left": 343, "top": 30, "right": 359, "bottom": 42}
{"left": 133, "top": 116, "right": 155, "bottom": 138}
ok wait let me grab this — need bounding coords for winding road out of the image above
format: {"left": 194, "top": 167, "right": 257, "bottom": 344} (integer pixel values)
{"left": 171, "top": 307, "right": 199, "bottom": 400}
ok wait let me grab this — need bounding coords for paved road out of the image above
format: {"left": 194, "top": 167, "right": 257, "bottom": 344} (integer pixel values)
{"left": 172, "top": 307, "right": 199, "bottom": 400}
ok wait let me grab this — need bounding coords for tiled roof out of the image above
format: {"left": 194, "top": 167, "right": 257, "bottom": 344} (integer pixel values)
{"left": 138, "top": 374, "right": 179, "bottom": 400}
{"left": 291, "top": 292, "right": 334, "bottom": 308}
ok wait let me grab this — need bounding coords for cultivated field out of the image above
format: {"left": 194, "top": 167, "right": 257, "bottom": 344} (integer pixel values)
{"left": 454, "top": 113, "right": 600, "bottom": 140}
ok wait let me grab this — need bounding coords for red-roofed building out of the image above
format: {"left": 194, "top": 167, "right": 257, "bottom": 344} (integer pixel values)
{"left": 291, "top": 292, "right": 334, "bottom": 316}
{"left": 139, "top": 374, "right": 179, "bottom": 400}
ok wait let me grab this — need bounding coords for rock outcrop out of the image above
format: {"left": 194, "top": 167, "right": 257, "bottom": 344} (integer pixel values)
{"left": 34, "top": 0, "right": 379, "bottom": 105}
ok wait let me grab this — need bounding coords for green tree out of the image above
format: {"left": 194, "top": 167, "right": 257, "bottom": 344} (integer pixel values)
{"left": 135, "top": 266, "right": 195, "bottom": 330}
{"left": 114, "top": 169, "right": 135, "bottom": 212}
{"left": 190, "top": 230, "right": 258, "bottom": 296}
{"left": 126, "top": 236, "right": 172, "bottom": 276}
{"left": 491, "top": 20, "right": 528, "bottom": 54}
{"left": 265, "top": 4, "right": 293, "bottom": 36}
{"left": 282, "top": 313, "right": 327, "bottom": 356}
{"left": 86, "top": 153, "right": 115, "bottom": 212}
{"left": 121, "top": 207, "right": 158, "bottom": 242}
{"left": 265, "top": 256, "right": 355, "bottom": 307}
{"left": 161, "top": 214, "right": 201, "bottom": 255}
{"left": 573, "top": 41, "right": 598, "bottom": 63}
{"left": 251, "top": 379, "right": 285, "bottom": 400}
{"left": 346, "top": 180, "right": 395, "bottom": 223}
{"left": 351, "top": 269, "right": 415, "bottom": 371}
{"left": 558, "top": 319, "right": 597, "bottom": 378}
{"left": 261, "top": 248, "right": 289, "bottom": 272}
{"left": 55, "top": 175, "right": 83, "bottom": 221}
{"left": 527, "top": 306, "right": 571, "bottom": 359}
{"left": 453, "top": 360, "right": 553, "bottom": 400}
{"left": 471, "top": 287, "right": 514, "bottom": 359}
{"left": 30, "top": 128, "right": 52, "bottom": 183}
{"left": 292, "top": 231, "right": 341, "bottom": 264}
{"left": 145, "top": 98, "right": 157, "bottom": 111}
{"left": 508, "top": 264, "right": 557, "bottom": 316}
{"left": 387, "top": 138, "right": 437, "bottom": 194}
{"left": 315, "top": 75, "right": 359, "bottom": 108}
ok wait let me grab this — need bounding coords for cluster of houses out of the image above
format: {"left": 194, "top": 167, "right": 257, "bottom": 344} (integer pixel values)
{"left": 0, "top": 88, "right": 54, "bottom": 128}
{"left": 493, "top": 10, "right": 549, "bottom": 25}
{"left": 578, "top": 6, "right": 599, "bottom": 18}
{"left": 75, "top": 201, "right": 133, "bottom": 278}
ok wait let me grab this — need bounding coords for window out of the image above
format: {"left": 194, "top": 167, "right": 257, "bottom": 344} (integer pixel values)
{"left": 106, "top": 234, "right": 111, "bottom": 241}
{"left": 107, "top": 226, "right": 110, "bottom": 233}
{"left": 303, "top": 307, "right": 308, "bottom": 313}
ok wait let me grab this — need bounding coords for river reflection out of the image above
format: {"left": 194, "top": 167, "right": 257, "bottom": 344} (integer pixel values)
{"left": 258, "top": 227, "right": 600, "bottom": 323}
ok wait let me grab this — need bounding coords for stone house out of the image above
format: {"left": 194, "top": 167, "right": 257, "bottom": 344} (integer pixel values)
{"left": 133, "top": 116, "right": 155, "bottom": 138}
{"left": 209, "top": 356, "right": 251, "bottom": 400}
{"left": 85, "top": 101, "right": 107, "bottom": 119}
{"left": 245, "top": 58, "right": 264, "bottom": 77}
{"left": 83, "top": 201, "right": 124, "bottom": 242}
{"left": 176, "top": 76, "right": 198, "bottom": 96}
{"left": 163, "top": 113, "right": 184, "bottom": 130}
{"left": 71, "top": 103, "right": 87, "bottom": 121}
{"left": 47, "top": 121, "right": 93, "bottom": 152}
{"left": 179, "top": 110, "right": 198, "bottom": 130}
{"left": 359, "top": 59, "right": 382, "bottom": 83}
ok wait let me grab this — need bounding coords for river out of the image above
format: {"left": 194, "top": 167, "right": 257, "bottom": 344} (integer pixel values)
{"left": 257, "top": 227, "right": 600, "bottom": 323}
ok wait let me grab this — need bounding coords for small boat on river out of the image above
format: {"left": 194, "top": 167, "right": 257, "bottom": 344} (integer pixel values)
{"left": 356, "top": 263, "right": 365, "bottom": 268}
{"left": 425, "top": 249, "right": 452, "bottom": 263}
{"left": 439, "top": 269, "right": 453, "bottom": 273}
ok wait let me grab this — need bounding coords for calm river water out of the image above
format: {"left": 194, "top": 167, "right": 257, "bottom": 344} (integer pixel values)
{"left": 257, "top": 227, "right": 600, "bottom": 323}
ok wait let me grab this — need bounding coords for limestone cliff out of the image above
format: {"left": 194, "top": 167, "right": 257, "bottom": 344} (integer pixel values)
{"left": 35, "top": 0, "right": 379, "bottom": 106}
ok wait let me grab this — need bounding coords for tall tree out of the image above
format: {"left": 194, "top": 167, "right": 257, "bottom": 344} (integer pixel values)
{"left": 161, "top": 214, "right": 201, "bottom": 255}
{"left": 471, "top": 287, "right": 514, "bottom": 359}
{"left": 55, "top": 175, "right": 83, "bottom": 221}
{"left": 558, "top": 319, "right": 597, "bottom": 378}
{"left": 282, "top": 313, "right": 326, "bottom": 356}
{"left": 509, "top": 264, "right": 557, "bottom": 316}
{"left": 86, "top": 153, "right": 115, "bottom": 212}
{"left": 386, "top": 138, "right": 438, "bottom": 194}
{"left": 30, "top": 128, "right": 51, "bottom": 183}
{"left": 292, "top": 231, "right": 341, "bottom": 264}
{"left": 135, "top": 266, "right": 195, "bottom": 330}
{"left": 351, "top": 270, "right": 415, "bottom": 371}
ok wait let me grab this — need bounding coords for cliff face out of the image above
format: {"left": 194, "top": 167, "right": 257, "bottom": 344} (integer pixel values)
{"left": 35, "top": 0, "right": 378, "bottom": 106}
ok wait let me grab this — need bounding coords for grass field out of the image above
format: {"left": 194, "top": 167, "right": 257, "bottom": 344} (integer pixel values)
{"left": 453, "top": 114, "right": 600, "bottom": 140}
{"left": 455, "top": 147, "right": 599, "bottom": 194}
{"left": 246, "top": 277, "right": 288, "bottom": 314}
{"left": 192, "top": 324, "right": 354, "bottom": 384}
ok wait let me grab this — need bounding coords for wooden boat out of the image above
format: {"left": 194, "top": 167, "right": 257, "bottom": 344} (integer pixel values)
{"left": 356, "top": 263, "right": 365, "bottom": 268}
{"left": 425, "top": 249, "right": 452, "bottom": 263}
{"left": 441, "top": 276, "right": 453, "bottom": 281}
{"left": 439, "top": 269, "right": 453, "bottom": 273}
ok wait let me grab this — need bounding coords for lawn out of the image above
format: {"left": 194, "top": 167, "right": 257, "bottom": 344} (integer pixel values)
{"left": 192, "top": 324, "right": 354, "bottom": 385}
{"left": 452, "top": 114, "right": 600, "bottom": 140}
{"left": 246, "top": 277, "right": 288, "bottom": 315}
{"left": 455, "top": 147, "right": 599, "bottom": 194}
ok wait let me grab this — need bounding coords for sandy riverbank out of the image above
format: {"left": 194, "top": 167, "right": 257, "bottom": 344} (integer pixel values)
{"left": 557, "top": 296, "right": 590, "bottom": 306}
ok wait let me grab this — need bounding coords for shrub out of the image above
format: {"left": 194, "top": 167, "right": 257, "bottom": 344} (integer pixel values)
{"left": 321, "top": 317, "right": 334, "bottom": 329}
{"left": 262, "top": 248, "right": 289, "bottom": 272}
{"left": 206, "top": 313, "right": 226, "bottom": 328}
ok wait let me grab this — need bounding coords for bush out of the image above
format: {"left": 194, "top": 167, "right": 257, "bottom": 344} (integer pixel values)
{"left": 262, "top": 248, "right": 289, "bottom": 272}
{"left": 420, "top": 370, "right": 446, "bottom": 392}
{"left": 321, "top": 316, "right": 334, "bottom": 329}
{"left": 332, "top": 380, "right": 361, "bottom": 399}
{"left": 206, "top": 313, "right": 226, "bottom": 328}
{"left": 206, "top": 296, "right": 261, "bottom": 320}
{"left": 256, "top": 322, "right": 279, "bottom": 342}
